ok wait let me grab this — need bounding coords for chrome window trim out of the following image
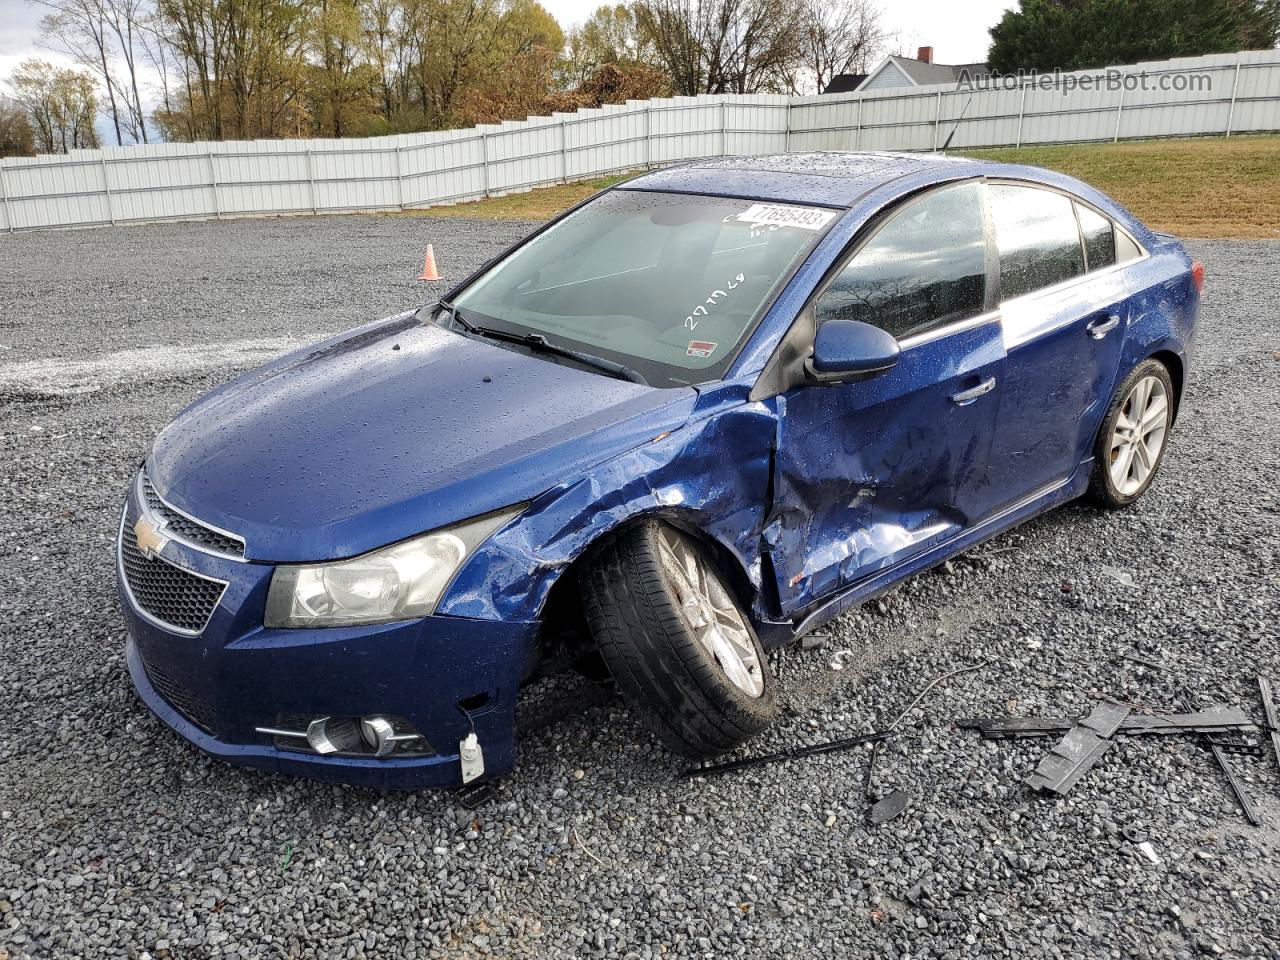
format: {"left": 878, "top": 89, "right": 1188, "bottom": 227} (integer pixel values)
{"left": 137, "top": 469, "right": 249, "bottom": 563}
{"left": 116, "top": 506, "right": 230, "bottom": 637}
{"left": 897, "top": 309, "right": 1001, "bottom": 350}
{"left": 996, "top": 254, "right": 1146, "bottom": 313}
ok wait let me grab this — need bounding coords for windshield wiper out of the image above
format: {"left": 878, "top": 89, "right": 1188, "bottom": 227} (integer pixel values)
{"left": 436, "top": 300, "right": 648, "bottom": 386}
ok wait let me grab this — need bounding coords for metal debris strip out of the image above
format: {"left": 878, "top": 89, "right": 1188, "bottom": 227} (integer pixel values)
{"left": 1258, "top": 676, "right": 1280, "bottom": 774}
{"left": 1179, "top": 695, "right": 1263, "bottom": 828}
{"left": 958, "top": 705, "right": 1257, "bottom": 740}
{"left": 1025, "top": 700, "right": 1131, "bottom": 795}
{"left": 679, "top": 730, "right": 890, "bottom": 779}
{"left": 681, "top": 661, "right": 987, "bottom": 780}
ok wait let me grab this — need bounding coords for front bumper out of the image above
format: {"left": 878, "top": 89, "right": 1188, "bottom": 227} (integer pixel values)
{"left": 117, "top": 490, "right": 537, "bottom": 790}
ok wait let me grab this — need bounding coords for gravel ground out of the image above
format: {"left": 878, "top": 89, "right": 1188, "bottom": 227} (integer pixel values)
{"left": 1, "top": 215, "right": 1278, "bottom": 960}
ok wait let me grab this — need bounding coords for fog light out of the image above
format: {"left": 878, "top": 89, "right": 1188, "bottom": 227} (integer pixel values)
{"left": 306, "top": 717, "right": 361, "bottom": 754}
{"left": 360, "top": 716, "right": 396, "bottom": 757}
{"left": 257, "top": 714, "right": 432, "bottom": 757}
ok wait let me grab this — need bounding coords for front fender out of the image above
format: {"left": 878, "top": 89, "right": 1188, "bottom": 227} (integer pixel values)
{"left": 436, "top": 390, "right": 778, "bottom": 626}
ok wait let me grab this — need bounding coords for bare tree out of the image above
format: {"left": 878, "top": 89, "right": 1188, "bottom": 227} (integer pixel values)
{"left": 36, "top": 0, "right": 124, "bottom": 144}
{"left": 797, "top": 0, "right": 888, "bottom": 94}
{"left": 635, "top": 0, "right": 806, "bottom": 96}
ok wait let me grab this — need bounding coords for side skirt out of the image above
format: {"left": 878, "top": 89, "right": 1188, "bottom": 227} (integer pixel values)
{"left": 754, "top": 462, "right": 1093, "bottom": 647}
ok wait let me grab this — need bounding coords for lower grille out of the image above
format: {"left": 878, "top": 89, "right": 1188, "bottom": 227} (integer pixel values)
{"left": 120, "top": 521, "right": 226, "bottom": 634}
{"left": 139, "top": 652, "right": 217, "bottom": 733}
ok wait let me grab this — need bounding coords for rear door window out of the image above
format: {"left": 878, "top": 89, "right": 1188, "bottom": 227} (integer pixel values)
{"left": 1075, "top": 203, "right": 1116, "bottom": 271}
{"left": 815, "top": 181, "right": 987, "bottom": 341}
{"left": 989, "top": 184, "right": 1085, "bottom": 300}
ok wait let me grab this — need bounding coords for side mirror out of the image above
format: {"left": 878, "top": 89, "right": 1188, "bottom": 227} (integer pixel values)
{"left": 805, "top": 319, "right": 901, "bottom": 384}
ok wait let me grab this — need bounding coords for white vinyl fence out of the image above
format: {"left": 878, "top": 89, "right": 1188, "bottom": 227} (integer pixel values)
{"left": 2, "top": 49, "right": 1277, "bottom": 233}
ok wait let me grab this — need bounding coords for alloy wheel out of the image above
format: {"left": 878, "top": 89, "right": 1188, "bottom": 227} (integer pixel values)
{"left": 1108, "top": 374, "right": 1170, "bottom": 496}
{"left": 656, "top": 529, "right": 764, "bottom": 698}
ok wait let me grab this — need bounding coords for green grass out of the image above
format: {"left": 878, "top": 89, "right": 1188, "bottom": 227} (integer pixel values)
{"left": 958, "top": 135, "right": 1280, "bottom": 238}
{"left": 401, "top": 135, "right": 1279, "bottom": 238}
{"left": 409, "top": 172, "right": 638, "bottom": 221}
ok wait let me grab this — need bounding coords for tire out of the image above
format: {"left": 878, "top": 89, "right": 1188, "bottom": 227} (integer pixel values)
{"left": 1088, "top": 358, "right": 1176, "bottom": 509}
{"left": 581, "top": 520, "right": 778, "bottom": 757}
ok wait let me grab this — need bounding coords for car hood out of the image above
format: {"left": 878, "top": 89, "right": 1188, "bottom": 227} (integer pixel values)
{"left": 148, "top": 312, "right": 696, "bottom": 562}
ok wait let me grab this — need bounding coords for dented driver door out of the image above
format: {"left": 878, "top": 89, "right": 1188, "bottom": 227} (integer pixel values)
{"left": 761, "top": 179, "right": 1007, "bottom": 618}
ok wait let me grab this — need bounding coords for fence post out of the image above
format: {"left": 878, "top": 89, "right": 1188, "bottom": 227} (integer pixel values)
{"left": 1015, "top": 84, "right": 1027, "bottom": 148}
{"left": 933, "top": 90, "right": 943, "bottom": 150}
{"left": 481, "top": 132, "right": 490, "bottom": 197}
{"left": 784, "top": 99, "right": 792, "bottom": 154}
{"left": 644, "top": 102, "right": 652, "bottom": 169}
{"left": 560, "top": 118, "right": 568, "bottom": 183}
{"left": 305, "top": 149, "right": 317, "bottom": 215}
{"left": 207, "top": 151, "right": 221, "bottom": 219}
{"left": 0, "top": 163, "right": 13, "bottom": 233}
{"left": 1225, "top": 60, "right": 1242, "bottom": 137}
{"left": 100, "top": 155, "right": 115, "bottom": 225}
{"left": 855, "top": 97, "right": 862, "bottom": 150}
{"left": 720, "top": 98, "right": 728, "bottom": 156}
{"left": 393, "top": 145, "right": 405, "bottom": 210}
{"left": 1113, "top": 80, "right": 1126, "bottom": 142}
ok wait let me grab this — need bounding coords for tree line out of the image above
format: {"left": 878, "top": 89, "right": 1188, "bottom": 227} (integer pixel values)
{"left": 0, "top": 0, "right": 888, "bottom": 155}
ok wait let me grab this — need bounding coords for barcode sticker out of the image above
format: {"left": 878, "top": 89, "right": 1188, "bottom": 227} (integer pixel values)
{"left": 736, "top": 204, "right": 836, "bottom": 231}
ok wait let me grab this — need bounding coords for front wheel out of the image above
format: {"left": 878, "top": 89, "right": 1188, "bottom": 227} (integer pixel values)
{"left": 581, "top": 521, "right": 778, "bottom": 758}
{"left": 1088, "top": 358, "right": 1175, "bottom": 508}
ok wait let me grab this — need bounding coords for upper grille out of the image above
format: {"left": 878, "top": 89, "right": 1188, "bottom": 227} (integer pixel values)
{"left": 140, "top": 473, "right": 245, "bottom": 558}
{"left": 120, "top": 521, "right": 227, "bottom": 634}
{"left": 139, "top": 650, "right": 217, "bottom": 733}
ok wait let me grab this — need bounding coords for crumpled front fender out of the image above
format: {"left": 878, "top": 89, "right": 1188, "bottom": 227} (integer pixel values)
{"left": 437, "top": 382, "right": 779, "bottom": 629}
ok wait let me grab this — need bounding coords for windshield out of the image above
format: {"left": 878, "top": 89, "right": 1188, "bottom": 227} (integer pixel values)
{"left": 450, "top": 189, "right": 836, "bottom": 386}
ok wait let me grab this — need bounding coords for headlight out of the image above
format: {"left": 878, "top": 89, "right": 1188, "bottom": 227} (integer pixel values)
{"left": 264, "top": 505, "right": 524, "bottom": 628}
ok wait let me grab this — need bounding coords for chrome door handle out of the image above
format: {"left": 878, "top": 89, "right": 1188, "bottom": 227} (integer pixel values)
{"left": 1087, "top": 314, "right": 1120, "bottom": 339}
{"left": 949, "top": 377, "right": 996, "bottom": 405}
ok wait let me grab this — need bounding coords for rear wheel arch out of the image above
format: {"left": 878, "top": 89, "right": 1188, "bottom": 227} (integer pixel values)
{"left": 1148, "top": 349, "right": 1184, "bottom": 421}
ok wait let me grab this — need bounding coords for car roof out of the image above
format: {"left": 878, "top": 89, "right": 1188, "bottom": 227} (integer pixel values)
{"left": 619, "top": 152, "right": 983, "bottom": 209}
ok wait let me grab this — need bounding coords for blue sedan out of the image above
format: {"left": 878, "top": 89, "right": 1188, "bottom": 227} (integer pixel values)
{"left": 117, "top": 152, "right": 1202, "bottom": 788}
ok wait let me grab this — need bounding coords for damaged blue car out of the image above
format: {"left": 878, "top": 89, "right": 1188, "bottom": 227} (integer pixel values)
{"left": 117, "top": 152, "right": 1202, "bottom": 788}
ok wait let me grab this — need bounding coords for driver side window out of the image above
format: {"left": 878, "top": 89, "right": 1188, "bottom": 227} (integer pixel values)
{"left": 815, "top": 182, "right": 987, "bottom": 341}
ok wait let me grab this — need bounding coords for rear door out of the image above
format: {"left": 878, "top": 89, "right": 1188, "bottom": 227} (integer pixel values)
{"left": 765, "top": 181, "right": 1007, "bottom": 616}
{"left": 983, "top": 184, "right": 1135, "bottom": 503}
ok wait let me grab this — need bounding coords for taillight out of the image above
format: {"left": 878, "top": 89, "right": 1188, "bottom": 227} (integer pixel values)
{"left": 1191, "top": 261, "right": 1205, "bottom": 293}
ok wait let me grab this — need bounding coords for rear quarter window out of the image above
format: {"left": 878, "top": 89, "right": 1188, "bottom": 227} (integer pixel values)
{"left": 1075, "top": 203, "right": 1116, "bottom": 271}
{"left": 990, "top": 184, "right": 1085, "bottom": 300}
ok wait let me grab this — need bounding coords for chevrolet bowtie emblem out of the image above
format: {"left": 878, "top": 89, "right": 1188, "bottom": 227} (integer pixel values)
{"left": 133, "top": 516, "right": 170, "bottom": 559}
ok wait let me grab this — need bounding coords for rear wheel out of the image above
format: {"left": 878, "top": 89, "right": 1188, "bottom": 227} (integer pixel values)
{"left": 581, "top": 520, "right": 778, "bottom": 757}
{"left": 1088, "top": 358, "right": 1175, "bottom": 508}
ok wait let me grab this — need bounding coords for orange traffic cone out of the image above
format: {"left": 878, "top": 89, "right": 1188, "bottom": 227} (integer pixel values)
{"left": 417, "top": 243, "right": 442, "bottom": 281}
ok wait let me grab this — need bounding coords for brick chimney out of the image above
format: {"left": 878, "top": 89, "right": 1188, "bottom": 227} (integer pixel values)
{"left": 917, "top": 45, "right": 934, "bottom": 64}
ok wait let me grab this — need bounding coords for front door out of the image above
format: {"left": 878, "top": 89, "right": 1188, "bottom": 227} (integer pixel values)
{"left": 763, "top": 181, "right": 1006, "bottom": 617}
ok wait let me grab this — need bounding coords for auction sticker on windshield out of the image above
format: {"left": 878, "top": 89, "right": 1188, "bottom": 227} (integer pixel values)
{"left": 687, "top": 340, "right": 718, "bottom": 358}
{"left": 736, "top": 203, "right": 836, "bottom": 231}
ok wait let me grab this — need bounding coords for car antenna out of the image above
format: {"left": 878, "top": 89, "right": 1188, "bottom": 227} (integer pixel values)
{"left": 938, "top": 95, "right": 974, "bottom": 153}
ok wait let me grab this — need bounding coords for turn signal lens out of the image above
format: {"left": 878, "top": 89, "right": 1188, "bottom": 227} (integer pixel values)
{"left": 1191, "top": 261, "right": 1205, "bottom": 293}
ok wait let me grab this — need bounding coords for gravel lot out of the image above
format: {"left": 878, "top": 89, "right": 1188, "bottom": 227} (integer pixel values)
{"left": 1, "top": 215, "right": 1278, "bottom": 960}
